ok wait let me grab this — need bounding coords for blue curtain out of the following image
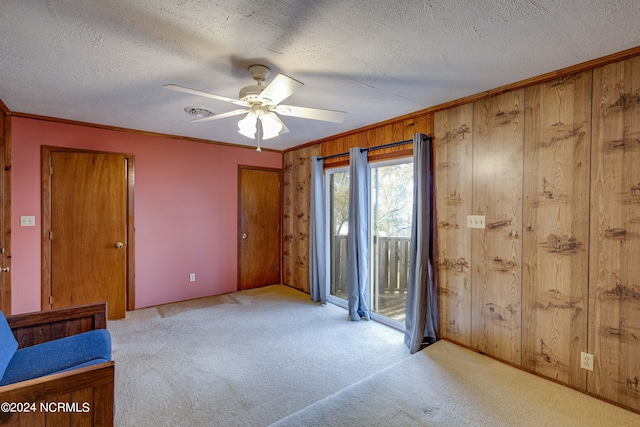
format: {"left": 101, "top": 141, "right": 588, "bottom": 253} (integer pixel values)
{"left": 404, "top": 133, "right": 438, "bottom": 353}
{"left": 347, "top": 147, "right": 371, "bottom": 321}
{"left": 309, "top": 156, "right": 327, "bottom": 304}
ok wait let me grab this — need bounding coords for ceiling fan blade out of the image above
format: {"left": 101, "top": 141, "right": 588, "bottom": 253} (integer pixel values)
{"left": 258, "top": 74, "right": 303, "bottom": 105}
{"left": 163, "top": 84, "right": 247, "bottom": 107}
{"left": 273, "top": 104, "right": 346, "bottom": 123}
{"left": 190, "top": 108, "right": 249, "bottom": 123}
{"left": 278, "top": 118, "right": 290, "bottom": 135}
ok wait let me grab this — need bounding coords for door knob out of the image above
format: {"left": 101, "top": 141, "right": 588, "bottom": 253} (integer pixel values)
{"left": 114, "top": 242, "right": 124, "bottom": 249}
{"left": 0, "top": 267, "right": 8, "bottom": 273}
{"left": 242, "top": 233, "right": 248, "bottom": 240}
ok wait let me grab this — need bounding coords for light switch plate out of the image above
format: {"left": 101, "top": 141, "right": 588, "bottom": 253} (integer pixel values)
{"left": 467, "top": 215, "right": 485, "bottom": 229}
{"left": 20, "top": 216, "right": 36, "bottom": 227}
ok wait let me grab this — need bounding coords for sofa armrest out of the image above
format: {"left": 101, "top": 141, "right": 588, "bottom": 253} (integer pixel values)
{"left": 6, "top": 303, "right": 107, "bottom": 349}
{"left": 0, "top": 361, "right": 114, "bottom": 426}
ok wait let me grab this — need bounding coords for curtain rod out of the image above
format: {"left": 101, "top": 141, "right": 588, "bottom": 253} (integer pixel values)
{"left": 316, "top": 136, "right": 425, "bottom": 162}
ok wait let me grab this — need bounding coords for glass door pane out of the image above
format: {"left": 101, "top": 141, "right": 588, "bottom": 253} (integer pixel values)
{"left": 328, "top": 169, "right": 349, "bottom": 301}
{"left": 370, "top": 160, "right": 413, "bottom": 323}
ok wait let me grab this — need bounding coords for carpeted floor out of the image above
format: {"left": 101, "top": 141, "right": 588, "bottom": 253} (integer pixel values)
{"left": 110, "top": 285, "right": 640, "bottom": 426}
{"left": 109, "top": 285, "right": 410, "bottom": 426}
{"left": 273, "top": 340, "right": 640, "bottom": 427}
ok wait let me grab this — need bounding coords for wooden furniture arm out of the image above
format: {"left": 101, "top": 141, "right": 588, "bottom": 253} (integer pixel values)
{"left": 6, "top": 302, "right": 107, "bottom": 349}
{"left": 0, "top": 361, "right": 114, "bottom": 426}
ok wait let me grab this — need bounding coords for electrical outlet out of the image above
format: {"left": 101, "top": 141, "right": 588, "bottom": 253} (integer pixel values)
{"left": 20, "top": 216, "right": 36, "bottom": 227}
{"left": 189, "top": 273, "right": 196, "bottom": 282}
{"left": 467, "top": 215, "right": 485, "bottom": 229}
{"left": 580, "top": 352, "right": 594, "bottom": 371}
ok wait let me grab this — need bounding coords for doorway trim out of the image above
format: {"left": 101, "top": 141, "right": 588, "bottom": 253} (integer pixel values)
{"left": 0, "top": 111, "right": 10, "bottom": 314}
{"left": 237, "top": 165, "right": 283, "bottom": 291}
{"left": 41, "top": 146, "right": 136, "bottom": 311}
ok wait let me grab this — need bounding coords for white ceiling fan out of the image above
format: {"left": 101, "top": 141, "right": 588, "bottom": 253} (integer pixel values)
{"left": 164, "top": 65, "right": 346, "bottom": 150}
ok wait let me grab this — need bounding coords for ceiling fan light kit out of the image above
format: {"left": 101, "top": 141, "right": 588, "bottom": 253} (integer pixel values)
{"left": 164, "top": 64, "right": 346, "bottom": 150}
{"left": 238, "top": 111, "right": 257, "bottom": 139}
{"left": 257, "top": 110, "right": 285, "bottom": 139}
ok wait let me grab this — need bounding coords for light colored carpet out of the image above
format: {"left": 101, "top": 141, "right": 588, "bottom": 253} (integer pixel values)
{"left": 272, "top": 340, "right": 640, "bottom": 427}
{"left": 108, "top": 285, "right": 410, "bottom": 426}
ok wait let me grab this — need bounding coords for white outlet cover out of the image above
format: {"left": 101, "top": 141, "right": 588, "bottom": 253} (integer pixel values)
{"left": 20, "top": 216, "right": 36, "bottom": 227}
{"left": 580, "top": 352, "right": 594, "bottom": 371}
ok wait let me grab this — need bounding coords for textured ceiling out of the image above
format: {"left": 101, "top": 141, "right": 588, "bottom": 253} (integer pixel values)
{"left": 1, "top": 1, "right": 639, "bottom": 151}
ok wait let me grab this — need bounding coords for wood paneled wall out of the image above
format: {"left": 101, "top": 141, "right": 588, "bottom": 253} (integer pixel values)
{"left": 284, "top": 50, "right": 640, "bottom": 413}
{"left": 471, "top": 90, "right": 525, "bottom": 364}
{"left": 320, "top": 115, "right": 432, "bottom": 167}
{"left": 522, "top": 70, "right": 591, "bottom": 388}
{"left": 434, "top": 104, "right": 473, "bottom": 347}
{"left": 282, "top": 144, "right": 321, "bottom": 292}
{"left": 435, "top": 56, "right": 640, "bottom": 412}
{"left": 589, "top": 56, "right": 640, "bottom": 410}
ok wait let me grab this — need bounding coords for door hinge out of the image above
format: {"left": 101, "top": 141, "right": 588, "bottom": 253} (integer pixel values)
{"left": 49, "top": 230, "right": 53, "bottom": 240}
{"left": 49, "top": 296, "right": 53, "bottom": 305}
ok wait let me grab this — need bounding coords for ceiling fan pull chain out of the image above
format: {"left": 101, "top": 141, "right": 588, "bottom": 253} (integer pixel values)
{"left": 256, "top": 120, "right": 262, "bottom": 152}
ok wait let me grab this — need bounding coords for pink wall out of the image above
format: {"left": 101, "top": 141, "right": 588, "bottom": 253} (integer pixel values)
{"left": 11, "top": 117, "right": 282, "bottom": 314}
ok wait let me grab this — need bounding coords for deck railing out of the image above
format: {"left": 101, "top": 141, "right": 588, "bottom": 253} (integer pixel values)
{"left": 330, "top": 235, "right": 410, "bottom": 297}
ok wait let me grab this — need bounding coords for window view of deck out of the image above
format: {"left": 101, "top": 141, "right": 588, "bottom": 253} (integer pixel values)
{"left": 328, "top": 160, "right": 413, "bottom": 325}
{"left": 328, "top": 169, "right": 350, "bottom": 302}
{"left": 370, "top": 160, "right": 413, "bottom": 323}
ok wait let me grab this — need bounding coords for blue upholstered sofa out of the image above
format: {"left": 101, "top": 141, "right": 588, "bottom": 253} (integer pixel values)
{"left": 0, "top": 313, "right": 111, "bottom": 386}
{"left": 0, "top": 303, "right": 115, "bottom": 426}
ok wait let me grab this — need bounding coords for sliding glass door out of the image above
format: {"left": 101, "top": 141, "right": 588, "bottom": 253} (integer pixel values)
{"left": 327, "top": 168, "right": 350, "bottom": 301}
{"left": 326, "top": 158, "right": 413, "bottom": 327}
{"left": 370, "top": 159, "right": 413, "bottom": 324}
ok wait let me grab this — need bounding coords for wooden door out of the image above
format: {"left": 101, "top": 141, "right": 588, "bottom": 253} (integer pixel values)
{"left": 49, "top": 151, "right": 127, "bottom": 319}
{"left": 238, "top": 167, "right": 281, "bottom": 290}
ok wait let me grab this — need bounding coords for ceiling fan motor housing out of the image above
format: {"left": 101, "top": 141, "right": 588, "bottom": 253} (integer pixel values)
{"left": 248, "top": 64, "right": 271, "bottom": 82}
{"left": 239, "top": 84, "right": 265, "bottom": 103}
{"left": 240, "top": 65, "right": 272, "bottom": 103}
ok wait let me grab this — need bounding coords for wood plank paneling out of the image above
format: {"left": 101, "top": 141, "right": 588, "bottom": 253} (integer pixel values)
{"left": 282, "top": 144, "right": 321, "bottom": 292}
{"left": 589, "top": 56, "right": 640, "bottom": 411}
{"left": 322, "top": 134, "right": 362, "bottom": 168}
{"left": 283, "top": 151, "right": 294, "bottom": 287}
{"left": 522, "top": 71, "right": 591, "bottom": 388}
{"left": 471, "top": 90, "right": 524, "bottom": 364}
{"left": 434, "top": 104, "right": 473, "bottom": 346}
{"left": 294, "top": 48, "right": 640, "bottom": 414}
{"left": 319, "top": 114, "right": 432, "bottom": 167}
